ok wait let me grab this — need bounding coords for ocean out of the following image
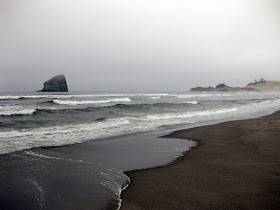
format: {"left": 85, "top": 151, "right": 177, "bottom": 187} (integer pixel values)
{"left": 1, "top": 91, "right": 280, "bottom": 209}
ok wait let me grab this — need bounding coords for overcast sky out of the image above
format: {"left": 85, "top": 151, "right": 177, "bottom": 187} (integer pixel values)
{"left": 1, "top": 0, "right": 280, "bottom": 92}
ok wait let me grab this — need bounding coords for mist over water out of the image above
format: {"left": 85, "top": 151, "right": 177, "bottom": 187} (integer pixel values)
{"left": 1, "top": 0, "right": 280, "bottom": 91}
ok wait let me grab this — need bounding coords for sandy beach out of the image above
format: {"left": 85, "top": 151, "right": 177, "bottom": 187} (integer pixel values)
{"left": 121, "top": 111, "right": 280, "bottom": 209}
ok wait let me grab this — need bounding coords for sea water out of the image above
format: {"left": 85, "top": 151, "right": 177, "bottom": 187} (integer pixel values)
{"left": 0, "top": 91, "right": 280, "bottom": 209}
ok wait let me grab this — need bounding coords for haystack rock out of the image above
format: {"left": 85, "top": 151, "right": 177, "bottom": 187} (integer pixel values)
{"left": 40, "top": 74, "right": 68, "bottom": 92}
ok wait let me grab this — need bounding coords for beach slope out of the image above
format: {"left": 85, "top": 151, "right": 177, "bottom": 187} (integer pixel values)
{"left": 121, "top": 111, "right": 280, "bottom": 209}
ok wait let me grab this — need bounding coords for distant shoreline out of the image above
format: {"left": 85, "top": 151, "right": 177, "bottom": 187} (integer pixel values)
{"left": 121, "top": 111, "right": 280, "bottom": 209}
{"left": 190, "top": 80, "right": 280, "bottom": 92}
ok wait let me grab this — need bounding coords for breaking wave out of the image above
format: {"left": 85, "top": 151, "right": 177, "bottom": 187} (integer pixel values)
{"left": 0, "top": 107, "right": 239, "bottom": 154}
{"left": 53, "top": 98, "right": 131, "bottom": 105}
{"left": 0, "top": 102, "right": 196, "bottom": 117}
{"left": 0, "top": 105, "right": 36, "bottom": 116}
{"left": 0, "top": 94, "right": 169, "bottom": 100}
{"left": 0, "top": 96, "right": 22, "bottom": 100}
{"left": 185, "top": 101, "right": 198, "bottom": 105}
{"left": 0, "top": 109, "right": 36, "bottom": 116}
{"left": 112, "top": 102, "right": 198, "bottom": 109}
{"left": 145, "top": 107, "right": 238, "bottom": 121}
{"left": 174, "top": 93, "right": 233, "bottom": 99}
{"left": 1, "top": 97, "right": 278, "bottom": 118}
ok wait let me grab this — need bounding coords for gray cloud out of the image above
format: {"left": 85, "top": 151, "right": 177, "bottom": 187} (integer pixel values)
{"left": 1, "top": 0, "right": 280, "bottom": 91}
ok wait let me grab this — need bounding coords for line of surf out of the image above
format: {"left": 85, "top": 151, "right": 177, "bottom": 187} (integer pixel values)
{"left": 52, "top": 98, "right": 131, "bottom": 105}
{"left": 0, "top": 94, "right": 170, "bottom": 100}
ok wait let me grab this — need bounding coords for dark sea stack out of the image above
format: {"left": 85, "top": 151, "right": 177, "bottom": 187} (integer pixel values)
{"left": 40, "top": 74, "right": 68, "bottom": 92}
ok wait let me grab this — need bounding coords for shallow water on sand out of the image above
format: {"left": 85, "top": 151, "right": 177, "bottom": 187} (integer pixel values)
{"left": 0, "top": 130, "right": 195, "bottom": 209}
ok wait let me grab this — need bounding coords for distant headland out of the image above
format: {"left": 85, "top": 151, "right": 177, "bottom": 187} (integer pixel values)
{"left": 39, "top": 74, "right": 68, "bottom": 92}
{"left": 190, "top": 79, "right": 280, "bottom": 92}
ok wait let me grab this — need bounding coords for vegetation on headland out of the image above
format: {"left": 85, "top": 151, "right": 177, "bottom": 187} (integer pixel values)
{"left": 190, "top": 79, "right": 280, "bottom": 92}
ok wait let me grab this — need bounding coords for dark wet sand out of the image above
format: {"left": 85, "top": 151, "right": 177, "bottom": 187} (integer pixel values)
{"left": 121, "top": 111, "right": 280, "bottom": 209}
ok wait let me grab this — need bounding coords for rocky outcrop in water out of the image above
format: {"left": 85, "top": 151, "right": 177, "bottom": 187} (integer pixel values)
{"left": 40, "top": 74, "right": 68, "bottom": 92}
{"left": 190, "top": 86, "right": 215, "bottom": 92}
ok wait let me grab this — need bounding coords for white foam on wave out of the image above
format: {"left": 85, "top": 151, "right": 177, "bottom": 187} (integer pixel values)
{"left": 0, "top": 94, "right": 169, "bottom": 100}
{"left": 0, "top": 109, "right": 36, "bottom": 116}
{"left": 150, "top": 97, "right": 161, "bottom": 99}
{"left": 184, "top": 101, "right": 198, "bottom": 105}
{"left": 0, "top": 117, "right": 132, "bottom": 154}
{"left": 0, "top": 96, "right": 22, "bottom": 100}
{"left": 257, "top": 97, "right": 280, "bottom": 105}
{"left": 0, "top": 105, "right": 36, "bottom": 116}
{"left": 26, "top": 151, "right": 62, "bottom": 160}
{"left": 53, "top": 98, "right": 131, "bottom": 105}
{"left": 145, "top": 108, "right": 238, "bottom": 121}
{"left": 0, "top": 95, "right": 75, "bottom": 100}
{"left": 100, "top": 169, "right": 130, "bottom": 210}
{"left": 174, "top": 93, "right": 233, "bottom": 99}
{"left": 25, "top": 150, "right": 91, "bottom": 164}
{"left": 26, "top": 177, "right": 45, "bottom": 208}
